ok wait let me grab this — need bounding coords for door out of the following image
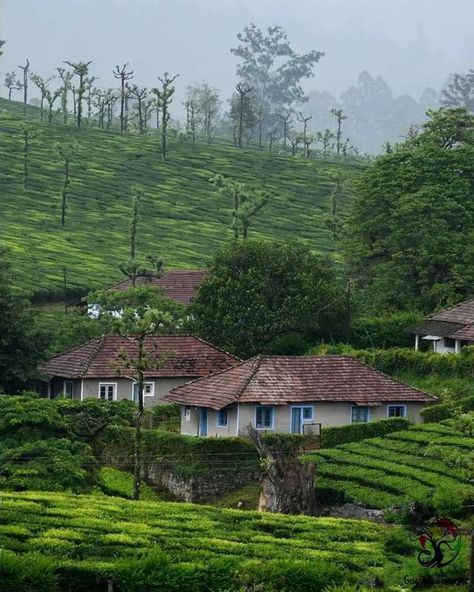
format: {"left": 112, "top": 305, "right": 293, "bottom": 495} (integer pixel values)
{"left": 199, "top": 408, "right": 208, "bottom": 437}
{"left": 291, "top": 408, "right": 302, "bottom": 434}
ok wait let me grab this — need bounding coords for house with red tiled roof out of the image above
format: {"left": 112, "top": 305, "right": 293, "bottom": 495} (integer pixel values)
{"left": 39, "top": 335, "right": 238, "bottom": 407}
{"left": 165, "top": 355, "right": 436, "bottom": 436}
{"left": 412, "top": 298, "right": 474, "bottom": 353}
{"left": 109, "top": 270, "right": 207, "bottom": 305}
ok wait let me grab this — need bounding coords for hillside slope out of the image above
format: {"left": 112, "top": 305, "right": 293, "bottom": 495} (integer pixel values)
{"left": 0, "top": 98, "right": 363, "bottom": 299}
{"left": 303, "top": 423, "right": 474, "bottom": 512}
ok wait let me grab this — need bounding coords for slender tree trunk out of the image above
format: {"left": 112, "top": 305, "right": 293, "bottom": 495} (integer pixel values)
{"left": 238, "top": 93, "right": 244, "bottom": 148}
{"left": 120, "top": 78, "right": 126, "bottom": 132}
{"left": 8, "top": 88, "right": 12, "bottom": 100}
{"left": 61, "top": 159, "right": 70, "bottom": 227}
{"left": 23, "top": 131, "right": 29, "bottom": 192}
{"left": 133, "top": 337, "right": 145, "bottom": 501}
{"left": 161, "top": 107, "right": 168, "bottom": 160}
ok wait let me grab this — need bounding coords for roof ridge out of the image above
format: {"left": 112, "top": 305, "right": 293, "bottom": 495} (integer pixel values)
{"left": 168, "top": 356, "right": 255, "bottom": 395}
{"left": 429, "top": 296, "right": 474, "bottom": 320}
{"left": 191, "top": 335, "right": 242, "bottom": 362}
{"left": 79, "top": 335, "right": 107, "bottom": 378}
{"left": 44, "top": 336, "right": 103, "bottom": 363}
{"left": 233, "top": 355, "right": 263, "bottom": 402}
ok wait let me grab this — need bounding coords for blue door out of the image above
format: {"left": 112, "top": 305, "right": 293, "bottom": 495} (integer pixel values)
{"left": 291, "top": 408, "right": 302, "bottom": 434}
{"left": 199, "top": 408, "right": 208, "bottom": 436}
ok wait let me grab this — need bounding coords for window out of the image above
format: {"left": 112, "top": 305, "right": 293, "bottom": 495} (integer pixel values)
{"left": 132, "top": 382, "right": 155, "bottom": 402}
{"left": 63, "top": 381, "right": 74, "bottom": 399}
{"left": 99, "top": 383, "right": 116, "bottom": 402}
{"left": 217, "top": 409, "right": 228, "bottom": 427}
{"left": 444, "top": 338, "right": 456, "bottom": 349}
{"left": 388, "top": 405, "right": 406, "bottom": 418}
{"left": 256, "top": 406, "right": 274, "bottom": 429}
{"left": 184, "top": 406, "right": 191, "bottom": 421}
{"left": 351, "top": 406, "right": 369, "bottom": 424}
{"left": 302, "top": 407, "right": 313, "bottom": 421}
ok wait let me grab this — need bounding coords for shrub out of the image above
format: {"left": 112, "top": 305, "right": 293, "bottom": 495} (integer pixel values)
{"left": 98, "top": 467, "right": 161, "bottom": 500}
{"left": 143, "top": 403, "right": 180, "bottom": 431}
{"left": 0, "top": 552, "right": 57, "bottom": 592}
{"left": 321, "top": 418, "right": 411, "bottom": 448}
{"left": 350, "top": 312, "right": 422, "bottom": 350}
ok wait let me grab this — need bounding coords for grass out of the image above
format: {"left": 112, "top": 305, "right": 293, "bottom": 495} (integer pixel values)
{"left": 302, "top": 423, "right": 474, "bottom": 512}
{"left": 0, "top": 97, "right": 364, "bottom": 300}
{"left": 208, "top": 483, "right": 260, "bottom": 510}
{"left": 97, "top": 467, "right": 163, "bottom": 501}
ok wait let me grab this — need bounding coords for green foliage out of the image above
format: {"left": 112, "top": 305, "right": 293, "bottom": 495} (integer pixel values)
{"left": 98, "top": 467, "right": 161, "bottom": 501}
{"left": 0, "top": 98, "right": 359, "bottom": 300}
{"left": 320, "top": 418, "right": 411, "bottom": 448}
{"left": 101, "top": 426, "right": 259, "bottom": 479}
{"left": 0, "top": 490, "right": 412, "bottom": 590}
{"left": 0, "top": 396, "right": 135, "bottom": 492}
{"left": 0, "top": 551, "right": 57, "bottom": 592}
{"left": 0, "top": 438, "right": 96, "bottom": 492}
{"left": 349, "top": 312, "right": 422, "bottom": 349}
{"left": 347, "top": 107, "right": 474, "bottom": 312}
{"left": 143, "top": 403, "right": 181, "bottom": 431}
{"left": 189, "top": 239, "right": 348, "bottom": 358}
{"left": 303, "top": 422, "right": 474, "bottom": 516}
{"left": 0, "top": 251, "right": 48, "bottom": 393}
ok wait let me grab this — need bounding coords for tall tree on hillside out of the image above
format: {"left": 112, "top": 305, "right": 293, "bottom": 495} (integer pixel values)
{"left": 113, "top": 64, "right": 134, "bottom": 133}
{"left": 347, "top": 108, "right": 474, "bottom": 312}
{"left": 186, "top": 83, "right": 221, "bottom": 144}
{"left": 152, "top": 72, "right": 179, "bottom": 161}
{"left": 209, "top": 174, "right": 269, "bottom": 239}
{"left": 189, "top": 240, "right": 347, "bottom": 358}
{"left": 130, "top": 184, "right": 144, "bottom": 261}
{"left": 57, "top": 67, "right": 74, "bottom": 125}
{"left": 20, "top": 123, "right": 37, "bottom": 192}
{"left": 0, "top": 40, "right": 5, "bottom": 57}
{"left": 55, "top": 141, "right": 79, "bottom": 227}
{"left": 90, "top": 286, "right": 184, "bottom": 499}
{"left": 235, "top": 82, "right": 253, "bottom": 148}
{"left": 30, "top": 73, "right": 53, "bottom": 122}
{"left": 231, "top": 24, "right": 324, "bottom": 133}
{"left": 0, "top": 249, "right": 48, "bottom": 394}
{"left": 297, "top": 112, "right": 312, "bottom": 158}
{"left": 127, "top": 85, "right": 148, "bottom": 134}
{"left": 277, "top": 109, "right": 292, "bottom": 150}
{"left": 331, "top": 108, "right": 348, "bottom": 155}
{"left": 18, "top": 59, "right": 30, "bottom": 115}
{"left": 4, "top": 72, "right": 22, "bottom": 100}
{"left": 85, "top": 76, "right": 98, "bottom": 120}
{"left": 316, "top": 128, "right": 335, "bottom": 154}
{"left": 65, "top": 61, "right": 92, "bottom": 128}
{"left": 441, "top": 70, "right": 474, "bottom": 112}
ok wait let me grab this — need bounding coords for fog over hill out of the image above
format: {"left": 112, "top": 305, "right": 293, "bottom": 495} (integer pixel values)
{"left": 1, "top": 0, "right": 473, "bottom": 151}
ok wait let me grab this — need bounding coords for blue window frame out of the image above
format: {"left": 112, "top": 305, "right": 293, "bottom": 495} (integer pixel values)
{"left": 256, "top": 406, "right": 274, "bottom": 429}
{"left": 217, "top": 409, "right": 228, "bottom": 427}
{"left": 351, "top": 406, "right": 369, "bottom": 424}
{"left": 388, "top": 405, "right": 406, "bottom": 418}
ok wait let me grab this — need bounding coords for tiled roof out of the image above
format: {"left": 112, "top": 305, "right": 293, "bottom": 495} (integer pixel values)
{"left": 166, "top": 355, "right": 436, "bottom": 410}
{"left": 450, "top": 324, "right": 474, "bottom": 341}
{"left": 111, "top": 270, "right": 207, "bottom": 305}
{"left": 429, "top": 298, "right": 474, "bottom": 324}
{"left": 40, "top": 335, "right": 238, "bottom": 380}
{"left": 412, "top": 320, "right": 465, "bottom": 338}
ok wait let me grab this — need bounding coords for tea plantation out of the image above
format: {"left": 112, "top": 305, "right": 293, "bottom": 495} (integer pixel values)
{"left": 304, "top": 423, "right": 474, "bottom": 512}
{"left": 0, "top": 490, "right": 437, "bottom": 591}
{"left": 0, "top": 98, "right": 362, "bottom": 300}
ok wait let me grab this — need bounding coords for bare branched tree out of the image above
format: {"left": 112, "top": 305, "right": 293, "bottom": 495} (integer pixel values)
{"left": 113, "top": 64, "right": 134, "bottom": 133}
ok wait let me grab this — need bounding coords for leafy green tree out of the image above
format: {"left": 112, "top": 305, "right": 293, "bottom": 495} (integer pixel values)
{"left": 189, "top": 239, "right": 347, "bottom": 358}
{"left": 30, "top": 73, "right": 53, "bottom": 122}
{"left": 19, "top": 123, "right": 37, "bottom": 192}
{"left": 442, "top": 70, "right": 474, "bottom": 112}
{"left": 347, "top": 108, "right": 474, "bottom": 312}
{"left": 330, "top": 108, "right": 348, "bottom": 155}
{"left": 0, "top": 252, "right": 48, "bottom": 394}
{"left": 186, "top": 83, "right": 221, "bottom": 144}
{"left": 152, "top": 73, "right": 179, "bottom": 161}
{"left": 297, "top": 112, "right": 312, "bottom": 158}
{"left": 55, "top": 140, "right": 79, "bottom": 226}
{"left": 91, "top": 286, "right": 184, "bottom": 499}
{"left": 4, "top": 71, "right": 22, "bottom": 100}
{"left": 231, "top": 24, "right": 324, "bottom": 115}
{"left": 64, "top": 60, "right": 92, "bottom": 128}
{"left": 57, "top": 67, "right": 74, "bottom": 124}
{"left": 209, "top": 174, "right": 268, "bottom": 239}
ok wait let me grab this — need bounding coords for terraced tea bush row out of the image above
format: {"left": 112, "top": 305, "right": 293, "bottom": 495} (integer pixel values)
{"left": 304, "top": 424, "right": 474, "bottom": 513}
{"left": 0, "top": 491, "right": 407, "bottom": 591}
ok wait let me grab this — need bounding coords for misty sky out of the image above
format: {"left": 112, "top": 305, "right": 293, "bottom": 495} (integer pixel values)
{"left": 2, "top": 0, "right": 473, "bottom": 106}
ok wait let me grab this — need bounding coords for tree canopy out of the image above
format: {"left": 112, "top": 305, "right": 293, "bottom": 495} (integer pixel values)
{"left": 346, "top": 108, "right": 474, "bottom": 313}
{"left": 0, "top": 251, "right": 48, "bottom": 394}
{"left": 189, "top": 239, "right": 347, "bottom": 358}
